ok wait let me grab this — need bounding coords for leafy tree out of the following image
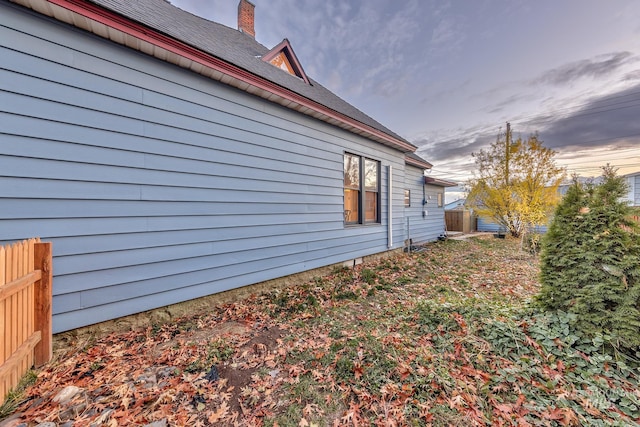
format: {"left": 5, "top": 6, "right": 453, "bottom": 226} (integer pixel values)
{"left": 537, "top": 166, "right": 640, "bottom": 353}
{"left": 467, "top": 124, "right": 565, "bottom": 238}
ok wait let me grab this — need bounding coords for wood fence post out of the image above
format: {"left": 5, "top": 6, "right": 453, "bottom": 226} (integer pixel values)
{"left": 33, "top": 242, "right": 52, "bottom": 366}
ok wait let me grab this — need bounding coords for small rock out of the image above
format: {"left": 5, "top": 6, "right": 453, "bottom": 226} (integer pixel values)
{"left": 35, "top": 423, "right": 56, "bottom": 427}
{"left": 137, "top": 371, "right": 158, "bottom": 387}
{"left": 90, "top": 408, "right": 114, "bottom": 427}
{"left": 58, "top": 402, "right": 86, "bottom": 422}
{"left": 156, "top": 366, "right": 173, "bottom": 379}
{"left": 53, "top": 385, "right": 83, "bottom": 405}
{"left": 143, "top": 419, "right": 167, "bottom": 427}
{"left": 0, "top": 414, "right": 27, "bottom": 427}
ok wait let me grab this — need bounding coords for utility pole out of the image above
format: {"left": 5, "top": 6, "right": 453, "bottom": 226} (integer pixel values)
{"left": 505, "top": 122, "right": 511, "bottom": 186}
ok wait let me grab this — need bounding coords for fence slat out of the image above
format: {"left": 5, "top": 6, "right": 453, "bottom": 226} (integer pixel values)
{"left": 21, "top": 242, "right": 28, "bottom": 375}
{"left": 0, "top": 246, "right": 5, "bottom": 366}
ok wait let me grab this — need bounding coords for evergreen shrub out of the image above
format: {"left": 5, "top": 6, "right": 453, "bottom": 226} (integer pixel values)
{"left": 536, "top": 166, "right": 640, "bottom": 354}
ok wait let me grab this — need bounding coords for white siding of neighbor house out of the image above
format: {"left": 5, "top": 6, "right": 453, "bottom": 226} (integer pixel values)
{"left": 0, "top": 3, "right": 408, "bottom": 332}
{"left": 628, "top": 174, "right": 639, "bottom": 206}
{"left": 403, "top": 166, "right": 446, "bottom": 244}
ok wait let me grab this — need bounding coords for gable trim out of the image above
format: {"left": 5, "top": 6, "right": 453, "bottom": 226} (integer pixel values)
{"left": 262, "top": 39, "right": 310, "bottom": 85}
{"left": 9, "top": 0, "right": 416, "bottom": 153}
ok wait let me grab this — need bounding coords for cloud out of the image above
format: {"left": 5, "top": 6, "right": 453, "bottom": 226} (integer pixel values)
{"left": 430, "top": 16, "right": 464, "bottom": 52}
{"left": 412, "top": 83, "right": 640, "bottom": 173}
{"left": 623, "top": 70, "right": 640, "bottom": 81}
{"left": 535, "top": 83, "right": 640, "bottom": 151}
{"left": 411, "top": 124, "right": 501, "bottom": 164}
{"left": 533, "top": 52, "right": 635, "bottom": 86}
{"left": 485, "top": 93, "right": 533, "bottom": 114}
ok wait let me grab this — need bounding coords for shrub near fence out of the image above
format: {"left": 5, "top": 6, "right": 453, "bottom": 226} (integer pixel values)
{"left": 0, "top": 239, "right": 52, "bottom": 402}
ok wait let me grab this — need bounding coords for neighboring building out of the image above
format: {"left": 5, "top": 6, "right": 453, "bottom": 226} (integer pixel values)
{"left": 624, "top": 171, "right": 640, "bottom": 207}
{"left": 476, "top": 217, "right": 507, "bottom": 234}
{"left": 0, "top": 0, "right": 450, "bottom": 332}
{"left": 475, "top": 171, "right": 640, "bottom": 234}
{"left": 444, "top": 198, "right": 466, "bottom": 211}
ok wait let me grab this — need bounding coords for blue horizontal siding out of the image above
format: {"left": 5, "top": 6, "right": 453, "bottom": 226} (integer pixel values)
{"left": 0, "top": 156, "right": 339, "bottom": 196}
{"left": 476, "top": 217, "right": 547, "bottom": 234}
{"left": 403, "top": 167, "right": 446, "bottom": 243}
{"left": 0, "top": 199, "right": 338, "bottom": 220}
{"left": 1, "top": 3, "right": 410, "bottom": 332}
{"left": 52, "top": 241, "right": 389, "bottom": 332}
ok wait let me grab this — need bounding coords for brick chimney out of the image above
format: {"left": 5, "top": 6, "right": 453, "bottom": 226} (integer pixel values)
{"left": 237, "top": 0, "right": 255, "bottom": 38}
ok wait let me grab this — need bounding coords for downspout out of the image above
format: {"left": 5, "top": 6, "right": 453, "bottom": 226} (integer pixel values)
{"left": 388, "top": 165, "right": 393, "bottom": 249}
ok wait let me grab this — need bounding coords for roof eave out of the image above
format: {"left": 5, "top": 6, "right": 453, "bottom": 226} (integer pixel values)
{"left": 405, "top": 156, "right": 433, "bottom": 170}
{"left": 424, "top": 176, "right": 458, "bottom": 187}
{"left": 10, "top": 0, "right": 416, "bottom": 152}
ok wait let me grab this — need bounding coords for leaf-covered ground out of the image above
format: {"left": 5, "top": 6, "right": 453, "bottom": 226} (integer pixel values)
{"left": 5, "top": 236, "right": 640, "bottom": 426}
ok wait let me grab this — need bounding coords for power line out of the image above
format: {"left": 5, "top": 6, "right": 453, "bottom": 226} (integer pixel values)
{"left": 430, "top": 156, "right": 640, "bottom": 172}
{"left": 512, "top": 102, "right": 640, "bottom": 130}
{"left": 506, "top": 89, "right": 640, "bottom": 128}
{"left": 554, "top": 132, "right": 640, "bottom": 145}
{"left": 514, "top": 93, "right": 640, "bottom": 123}
{"left": 427, "top": 159, "right": 640, "bottom": 180}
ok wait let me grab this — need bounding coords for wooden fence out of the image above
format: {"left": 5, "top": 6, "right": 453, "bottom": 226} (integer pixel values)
{"left": 445, "top": 210, "right": 475, "bottom": 234}
{"left": 0, "top": 239, "right": 52, "bottom": 401}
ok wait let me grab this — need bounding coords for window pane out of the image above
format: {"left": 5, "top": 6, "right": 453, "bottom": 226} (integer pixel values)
{"left": 364, "top": 159, "right": 378, "bottom": 190}
{"left": 437, "top": 193, "right": 443, "bottom": 207}
{"left": 344, "top": 154, "right": 360, "bottom": 189}
{"left": 344, "top": 189, "right": 359, "bottom": 222}
{"left": 404, "top": 189, "right": 410, "bottom": 207}
{"left": 365, "top": 191, "right": 378, "bottom": 222}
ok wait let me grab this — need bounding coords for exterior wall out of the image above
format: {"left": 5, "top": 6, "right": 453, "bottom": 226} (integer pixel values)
{"left": 403, "top": 166, "right": 446, "bottom": 244}
{"left": 476, "top": 217, "right": 547, "bottom": 234}
{"left": 0, "top": 3, "right": 408, "bottom": 332}
{"left": 626, "top": 174, "right": 639, "bottom": 206}
{"left": 444, "top": 199, "right": 465, "bottom": 211}
{"left": 476, "top": 217, "right": 503, "bottom": 233}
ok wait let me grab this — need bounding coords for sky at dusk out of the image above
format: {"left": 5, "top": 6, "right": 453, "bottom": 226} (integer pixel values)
{"left": 169, "top": 0, "right": 640, "bottom": 190}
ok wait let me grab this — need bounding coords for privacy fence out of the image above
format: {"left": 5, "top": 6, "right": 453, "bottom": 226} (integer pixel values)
{"left": 445, "top": 210, "right": 475, "bottom": 234}
{"left": 0, "top": 239, "right": 52, "bottom": 401}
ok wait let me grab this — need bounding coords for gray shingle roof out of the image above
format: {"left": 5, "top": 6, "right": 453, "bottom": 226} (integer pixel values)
{"left": 89, "top": 0, "right": 412, "bottom": 148}
{"left": 405, "top": 152, "right": 433, "bottom": 169}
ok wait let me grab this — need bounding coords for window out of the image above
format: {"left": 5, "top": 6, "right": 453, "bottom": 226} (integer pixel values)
{"left": 269, "top": 52, "right": 295, "bottom": 75}
{"left": 437, "top": 192, "right": 443, "bottom": 207}
{"left": 344, "top": 153, "right": 380, "bottom": 224}
{"left": 404, "top": 189, "right": 411, "bottom": 207}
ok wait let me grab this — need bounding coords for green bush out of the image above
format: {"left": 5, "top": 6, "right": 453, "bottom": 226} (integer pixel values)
{"left": 536, "top": 166, "right": 640, "bottom": 354}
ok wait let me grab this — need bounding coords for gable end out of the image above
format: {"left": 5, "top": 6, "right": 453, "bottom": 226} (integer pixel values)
{"left": 262, "top": 39, "right": 310, "bottom": 85}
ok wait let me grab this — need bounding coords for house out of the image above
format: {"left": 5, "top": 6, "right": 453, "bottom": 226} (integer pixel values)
{"left": 0, "top": 0, "right": 449, "bottom": 333}
{"left": 445, "top": 198, "right": 466, "bottom": 211}
{"left": 557, "top": 172, "right": 638, "bottom": 207}
{"left": 624, "top": 171, "right": 640, "bottom": 207}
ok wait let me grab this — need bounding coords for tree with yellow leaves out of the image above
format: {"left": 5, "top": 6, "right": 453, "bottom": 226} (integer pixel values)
{"left": 467, "top": 124, "right": 565, "bottom": 238}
